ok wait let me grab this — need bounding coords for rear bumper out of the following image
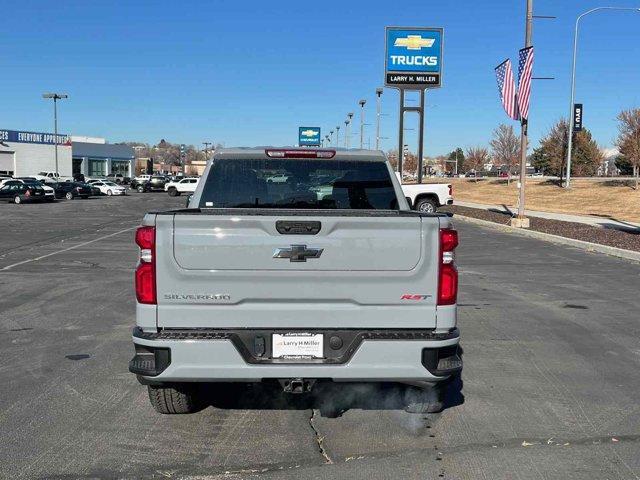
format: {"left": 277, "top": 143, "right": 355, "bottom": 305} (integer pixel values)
{"left": 129, "top": 327, "right": 462, "bottom": 384}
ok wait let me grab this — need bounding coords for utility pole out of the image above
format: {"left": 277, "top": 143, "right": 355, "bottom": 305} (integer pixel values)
{"left": 42, "top": 93, "right": 68, "bottom": 176}
{"left": 513, "top": 0, "right": 533, "bottom": 228}
{"left": 375, "top": 88, "right": 383, "bottom": 150}
{"left": 358, "top": 99, "right": 366, "bottom": 149}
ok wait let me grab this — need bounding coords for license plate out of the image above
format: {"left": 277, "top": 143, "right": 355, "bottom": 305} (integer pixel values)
{"left": 272, "top": 333, "right": 323, "bottom": 359}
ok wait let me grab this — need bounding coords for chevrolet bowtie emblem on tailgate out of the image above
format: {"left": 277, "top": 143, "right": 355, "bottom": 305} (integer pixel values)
{"left": 394, "top": 35, "right": 435, "bottom": 50}
{"left": 273, "top": 245, "right": 323, "bottom": 262}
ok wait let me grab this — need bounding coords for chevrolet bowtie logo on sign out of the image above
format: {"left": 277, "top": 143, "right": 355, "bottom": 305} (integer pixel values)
{"left": 394, "top": 35, "right": 435, "bottom": 50}
{"left": 298, "top": 127, "right": 321, "bottom": 147}
{"left": 385, "top": 27, "right": 444, "bottom": 89}
{"left": 273, "top": 245, "right": 323, "bottom": 262}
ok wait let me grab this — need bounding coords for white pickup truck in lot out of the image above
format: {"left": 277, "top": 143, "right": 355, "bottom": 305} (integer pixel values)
{"left": 396, "top": 173, "right": 453, "bottom": 213}
{"left": 129, "top": 147, "right": 462, "bottom": 415}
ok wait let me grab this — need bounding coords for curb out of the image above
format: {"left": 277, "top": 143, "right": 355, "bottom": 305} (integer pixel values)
{"left": 453, "top": 214, "right": 640, "bottom": 263}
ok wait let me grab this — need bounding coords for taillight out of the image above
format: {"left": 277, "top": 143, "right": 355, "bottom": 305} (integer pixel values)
{"left": 438, "top": 228, "right": 458, "bottom": 305}
{"left": 448, "top": 184, "right": 452, "bottom": 196}
{"left": 265, "top": 149, "right": 336, "bottom": 159}
{"left": 135, "top": 226, "right": 156, "bottom": 304}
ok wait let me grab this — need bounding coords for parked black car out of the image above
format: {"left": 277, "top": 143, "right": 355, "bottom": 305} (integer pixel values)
{"left": 0, "top": 181, "right": 46, "bottom": 204}
{"left": 53, "top": 181, "right": 93, "bottom": 200}
{"left": 137, "top": 175, "right": 167, "bottom": 192}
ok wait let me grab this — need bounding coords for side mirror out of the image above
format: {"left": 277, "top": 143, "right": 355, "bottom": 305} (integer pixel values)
{"left": 186, "top": 195, "right": 193, "bottom": 208}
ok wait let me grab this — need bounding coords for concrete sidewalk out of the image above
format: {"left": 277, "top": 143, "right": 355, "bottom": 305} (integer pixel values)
{"left": 455, "top": 200, "right": 640, "bottom": 232}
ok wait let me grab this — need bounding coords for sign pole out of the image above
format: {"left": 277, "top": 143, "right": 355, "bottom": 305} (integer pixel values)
{"left": 417, "top": 89, "right": 425, "bottom": 183}
{"left": 514, "top": 0, "right": 533, "bottom": 228}
{"left": 397, "top": 89, "right": 405, "bottom": 176}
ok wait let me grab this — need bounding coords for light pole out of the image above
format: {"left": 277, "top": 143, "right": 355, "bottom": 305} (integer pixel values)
{"left": 358, "top": 100, "right": 366, "bottom": 149}
{"left": 42, "top": 93, "right": 68, "bottom": 176}
{"left": 347, "top": 112, "right": 354, "bottom": 148}
{"left": 375, "top": 88, "right": 383, "bottom": 150}
{"left": 202, "top": 141, "right": 212, "bottom": 161}
{"left": 565, "top": 6, "right": 640, "bottom": 188}
{"left": 325, "top": 135, "right": 330, "bottom": 147}
{"left": 344, "top": 119, "right": 350, "bottom": 148}
{"left": 335, "top": 125, "right": 340, "bottom": 148}
{"left": 329, "top": 130, "right": 334, "bottom": 146}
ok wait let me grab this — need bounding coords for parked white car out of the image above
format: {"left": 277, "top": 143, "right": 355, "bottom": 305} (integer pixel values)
{"left": 164, "top": 177, "right": 199, "bottom": 196}
{"left": 90, "top": 180, "right": 127, "bottom": 196}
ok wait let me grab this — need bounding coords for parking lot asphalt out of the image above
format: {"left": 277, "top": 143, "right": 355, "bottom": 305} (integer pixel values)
{"left": 1, "top": 193, "right": 639, "bottom": 480}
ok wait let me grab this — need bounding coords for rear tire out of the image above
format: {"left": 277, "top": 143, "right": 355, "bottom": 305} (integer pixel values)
{"left": 147, "top": 385, "right": 201, "bottom": 414}
{"left": 65, "top": 192, "right": 74, "bottom": 200}
{"left": 415, "top": 197, "right": 438, "bottom": 213}
{"left": 168, "top": 187, "right": 179, "bottom": 197}
{"left": 137, "top": 185, "right": 145, "bottom": 193}
{"left": 13, "top": 195, "right": 21, "bottom": 204}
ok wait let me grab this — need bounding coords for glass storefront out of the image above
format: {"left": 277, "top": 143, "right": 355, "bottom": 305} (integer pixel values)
{"left": 88, "top": 159, "right": 106, "bottom": 177}
{"left": 111, "top": 160, "right": 130, "bottom": 176}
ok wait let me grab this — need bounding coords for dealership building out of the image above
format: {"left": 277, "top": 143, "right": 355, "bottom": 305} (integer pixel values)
{"left": 0, "top": 128, "right": 135, "bottom": 178}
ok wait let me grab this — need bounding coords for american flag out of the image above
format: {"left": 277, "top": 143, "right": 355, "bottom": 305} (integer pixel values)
{"left": 495, "top": 59, "right": 519, "bottom": 121}
{"left": 517, "top": 46, "right": 534, "bottom": 121}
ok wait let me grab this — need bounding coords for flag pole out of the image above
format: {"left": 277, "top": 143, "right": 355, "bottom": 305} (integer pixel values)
{"left": 514, "top": 0, "right": 533, "bottom": 228}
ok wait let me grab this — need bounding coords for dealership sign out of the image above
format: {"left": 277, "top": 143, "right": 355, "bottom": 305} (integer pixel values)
{"left": 385, "top": 27, "right": 443, "bottom": 89}
{"left": 298, "top": 127, "right": 321, "bottom": 147}
{"left": 0, "top": 129, "right": 70, "bottom": 145}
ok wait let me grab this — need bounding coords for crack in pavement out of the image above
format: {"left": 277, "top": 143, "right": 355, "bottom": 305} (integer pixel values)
{"left": 308, "top": 409, "right": 333, "bottom": 464}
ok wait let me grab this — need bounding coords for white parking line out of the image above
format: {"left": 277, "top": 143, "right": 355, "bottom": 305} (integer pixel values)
{"left": 0, "top": 226, "right": 136, "bottom": 271}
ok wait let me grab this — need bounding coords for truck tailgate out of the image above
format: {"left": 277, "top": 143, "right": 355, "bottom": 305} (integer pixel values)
{"left": 155, "top": 213, "right": 440, "bottom": 329}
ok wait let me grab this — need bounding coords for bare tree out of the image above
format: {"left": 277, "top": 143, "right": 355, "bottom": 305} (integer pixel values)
{"left": 490, "top": 124, "right": 520, "bottom": 184}
{"left": 616, "top": 108, "right": 640, "bottom": 189}
{"left": 465, "top": 147, "right": 490, "bottom": 182}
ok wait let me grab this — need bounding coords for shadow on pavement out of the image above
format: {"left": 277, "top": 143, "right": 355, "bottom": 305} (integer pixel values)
{"left": 191, "top": 376, "right": 464, "bottom": 418}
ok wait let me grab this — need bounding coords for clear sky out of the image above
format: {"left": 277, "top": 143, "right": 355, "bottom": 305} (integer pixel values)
{"left": 2, "top": 0, "right": 640, "bottom": 156}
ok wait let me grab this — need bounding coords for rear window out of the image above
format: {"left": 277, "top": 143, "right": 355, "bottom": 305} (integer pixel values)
{"left": 199, "top": 159, "right": 398, "bottom": 210}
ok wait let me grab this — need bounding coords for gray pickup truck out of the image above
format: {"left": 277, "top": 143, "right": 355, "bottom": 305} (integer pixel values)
{"left": 129, "top": 147, "right": 462, "bottom": 414}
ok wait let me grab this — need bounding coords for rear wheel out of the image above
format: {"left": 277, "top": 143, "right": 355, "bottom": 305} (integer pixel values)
{"left": 65, "top": 192, "right": 74, "bottom": 200}
{"left": 415, "top": 197, "right": 437, "bottom": 213}
{"left": 137, "top": 185, "right": 145, "bottom": 193}
{"left": 13, "top": 195, "right": 21, "bottom": 204}
{"left": 168, "top": 187, "right": 179, "bottom": 197}
{"left": 147, "top": 385, "right": 201, "bottom": 414}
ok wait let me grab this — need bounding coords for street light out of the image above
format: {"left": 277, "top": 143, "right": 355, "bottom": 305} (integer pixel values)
{"left": 375, "top": 88, "right": 383, "bottom": 150}
{"left": 329, "top": 130, "right": 334, "bottom": 147}
{"left": 358, "top": 99, "right": 366, "bottom": 149}
{"left": 347, "top": 112, "right": 354, "bottom": 148}
{"left": 335, "top": 125, "right": 340, "bottom": 148}
{"left": 42, "top": 93, "right": 68, "bottom": 176}
{"left": 565, "top": 6, "right": 640, "bottom": 188}
{"left": 344, "top": 119, "right": 350, "bottom": 148}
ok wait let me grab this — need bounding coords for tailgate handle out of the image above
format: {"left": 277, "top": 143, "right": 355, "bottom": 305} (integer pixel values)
{"left": 276, "top": 220, "right": 321, "bottom": 235}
